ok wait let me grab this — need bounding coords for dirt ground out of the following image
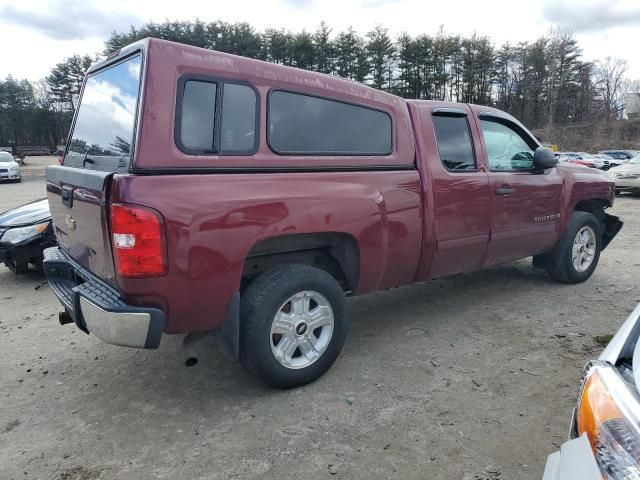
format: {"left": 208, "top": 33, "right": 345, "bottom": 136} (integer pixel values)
{"left": 1, "top": 171, "right": 638, "bottom": 480}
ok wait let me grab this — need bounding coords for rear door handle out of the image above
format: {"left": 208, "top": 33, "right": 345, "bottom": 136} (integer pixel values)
{"left": 495, "top": 187, "right": 514, "bottom": 196}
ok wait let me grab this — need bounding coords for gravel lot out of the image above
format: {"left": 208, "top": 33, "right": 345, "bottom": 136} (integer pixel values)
{"left": 1, "top": 173, "right": 638, "bottom": 480}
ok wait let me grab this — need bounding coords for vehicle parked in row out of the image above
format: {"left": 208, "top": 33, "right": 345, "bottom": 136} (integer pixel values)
{"left": 599, "top": 149, "right": 640, "bottom": 165}
{"left": 593, "top": 153, "right": 615, "bottom": 169}
{"left": 44, "top": 39, "right": 622, "bottom": 388}
{"left": 543, "top": 304, "right": 640, "bottom": 480}
{"left": 0, "top": 151, "right": 21, "bottom": 182}
{"left": 0, "top": 199, "right": 54, "bottom": 274}
{"left": 558, "top": 152, "right": 606, "bottom": 169}
{"left": 610, "top": 155, "right": 640, "bottom": 195}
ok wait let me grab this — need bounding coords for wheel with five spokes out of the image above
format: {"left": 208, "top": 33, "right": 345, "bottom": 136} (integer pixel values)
{"left": 545, "top": 211, "right": 603, "bottom": 284}
{"left": 240, "top": 264, "right": 347, "bottom": 389}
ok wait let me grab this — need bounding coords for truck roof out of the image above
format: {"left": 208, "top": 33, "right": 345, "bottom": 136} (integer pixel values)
{"left": 93, "top": 37, "right": 407, "bottom": 113}
{"left": 92, "top": 38, "right": 527, "bottom": 131}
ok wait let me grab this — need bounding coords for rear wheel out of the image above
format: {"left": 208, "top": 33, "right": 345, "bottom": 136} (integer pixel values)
{"left": 240, "top": 264, "right": 347, "bottom": 389}
{"left": 543, "top": 211, "right": 602, "bottom": 284}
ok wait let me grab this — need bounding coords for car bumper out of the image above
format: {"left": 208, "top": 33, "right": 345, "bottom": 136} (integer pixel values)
{"left": 615, "top": 177, "right": 640, "bottom": 191}
{"left": 543, "top": 434, "right": 602, "bottom": 480}
{"left": 43, "top": 246, "right": 165, "bottom": 349}
{"left": 0, "top": 171, "right": 20, "bottom": 180}
{"left": 0, "top": 237, "right": 53, "bottom": 266}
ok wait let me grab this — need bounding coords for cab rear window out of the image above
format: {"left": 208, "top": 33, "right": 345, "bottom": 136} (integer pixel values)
{"left": 64, "top": 55, "right": 142, "bottom": 172}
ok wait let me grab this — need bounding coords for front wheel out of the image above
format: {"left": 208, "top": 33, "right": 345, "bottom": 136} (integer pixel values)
{"left": 543, "top": 211, "right": 603, "bottom": 284}
{"left": 240, "top": 264, "right": 348, "bottom": 389}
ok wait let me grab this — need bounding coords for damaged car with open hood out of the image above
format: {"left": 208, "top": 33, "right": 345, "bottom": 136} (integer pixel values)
{"left": 0, "top": 199, "right": 54, "bottom": 274}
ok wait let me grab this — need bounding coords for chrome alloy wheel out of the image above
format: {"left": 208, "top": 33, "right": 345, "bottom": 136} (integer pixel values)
{"left": 572, "top": 226, "right": 597, "bottom": 273}
{"left": 269, "top": 290, "right": 334, "bottom": 369}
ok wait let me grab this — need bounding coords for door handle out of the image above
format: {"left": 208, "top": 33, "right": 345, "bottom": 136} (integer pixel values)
{"left": 495, "top": 186, "right": 514, "bottom": 196}
{"left": 61, "top": 186, "right": 74, "bottom": 208}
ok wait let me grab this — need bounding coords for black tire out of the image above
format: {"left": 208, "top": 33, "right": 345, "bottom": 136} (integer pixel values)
{"left": 240, "top": 264, "right": 347, "bottom": 389}
{"left": 544, "top": 211, "right": 603, "bottom": 284}
{"left": 8, "top": 260, "right": 28, "bottom": 275}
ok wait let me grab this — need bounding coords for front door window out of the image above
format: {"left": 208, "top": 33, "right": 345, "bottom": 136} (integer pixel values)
{"left": 480, "top": 119, "right": 535, "bottom": 172}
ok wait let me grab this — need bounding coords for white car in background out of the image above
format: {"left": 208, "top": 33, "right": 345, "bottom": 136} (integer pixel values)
{"left": 610, "top": 155, "right": 640, "bottom": 195}
{"left": 0, "top": 151, "right": 21, "bottom": 182}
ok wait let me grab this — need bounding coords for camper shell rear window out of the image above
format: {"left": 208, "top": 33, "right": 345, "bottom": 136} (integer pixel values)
{"left": 64, "top": 54, "right": 143, "bottom": 173}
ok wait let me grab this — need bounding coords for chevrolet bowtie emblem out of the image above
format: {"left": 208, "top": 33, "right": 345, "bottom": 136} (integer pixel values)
{"left": 64, "top": 214, "right": 76, "bottom": 231}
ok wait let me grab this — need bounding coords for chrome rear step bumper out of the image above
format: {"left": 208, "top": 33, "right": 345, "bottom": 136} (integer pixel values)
{"left": 43, "top": 247, "right": 164, "bottom": 349}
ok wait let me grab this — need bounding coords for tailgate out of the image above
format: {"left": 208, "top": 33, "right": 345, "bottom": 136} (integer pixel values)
{"left": 46, "top": 52, "right": 143, "bottom": 285}
{"left": 46, "top": 166, "right": 116, "bottom": 284}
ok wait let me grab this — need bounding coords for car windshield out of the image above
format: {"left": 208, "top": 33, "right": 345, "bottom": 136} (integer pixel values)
{"left": 629, "top": 155, "right": 640, "bottom": 165}
{"left": 0, "top": 153, "right": 14, "bottom": 163}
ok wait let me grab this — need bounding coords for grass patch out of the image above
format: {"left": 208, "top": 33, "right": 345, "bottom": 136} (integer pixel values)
{"left": 593, "top": 334, "right": 615, "bottom": 347}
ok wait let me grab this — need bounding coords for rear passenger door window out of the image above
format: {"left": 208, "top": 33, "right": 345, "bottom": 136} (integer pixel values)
{"left": 176, "top": 79, "right": 257, "bottom": 155}
{"left": 267, "top": 91, "right": 392, "bottom": 155}
{"left": 432, "top": 114, "right": 476, "bottom": 171}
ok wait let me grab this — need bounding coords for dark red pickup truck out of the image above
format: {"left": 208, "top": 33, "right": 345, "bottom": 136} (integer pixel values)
{"left": 44, "top": 38, "right": 622, "bottom": 388}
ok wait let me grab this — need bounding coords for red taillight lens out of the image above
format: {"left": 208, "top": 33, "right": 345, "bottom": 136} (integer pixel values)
{"left": 110, "top": 203, "right": 167, "bottom": 278}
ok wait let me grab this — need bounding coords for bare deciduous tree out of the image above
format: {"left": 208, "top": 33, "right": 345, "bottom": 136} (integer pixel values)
{"left": 594, "top": 57, "right": 628, "bottom": 120}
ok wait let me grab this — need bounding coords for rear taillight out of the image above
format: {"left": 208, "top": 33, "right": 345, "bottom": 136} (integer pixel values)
{"left": 110, "top": 203, "right": 167, "bottom": 278}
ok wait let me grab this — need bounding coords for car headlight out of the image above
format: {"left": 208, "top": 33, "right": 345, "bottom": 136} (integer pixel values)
{"left": 576, "top": 362, "right": 640, "bottom": 479}
{"left": 9, "top": 164, "right": 19, "bottom": 170}
{"left": 0, "top": 222, "right": 49, "bottom": 245}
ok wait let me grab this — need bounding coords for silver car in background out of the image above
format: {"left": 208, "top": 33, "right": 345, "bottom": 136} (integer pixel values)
{"left": 0, "top": 151, "right": 21, "bottom": 182}
{"left": 599, "top": 150, "right": 640, "bottom": 167}
{"left": 610, "top": 155, "right": 640, "bottom": 195}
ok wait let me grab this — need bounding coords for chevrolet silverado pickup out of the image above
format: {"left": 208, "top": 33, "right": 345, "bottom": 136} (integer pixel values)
{"left": 43, "top": 38, "right": 622, "bottom": 388}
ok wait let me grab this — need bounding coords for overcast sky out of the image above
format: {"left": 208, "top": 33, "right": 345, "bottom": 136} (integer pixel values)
{"left": 1, "top": 0, "right": 639, "bottom": 81}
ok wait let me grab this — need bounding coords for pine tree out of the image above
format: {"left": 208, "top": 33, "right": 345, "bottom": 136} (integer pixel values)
{"left": 366, "top": 26, "right": 394, "bottom": 91}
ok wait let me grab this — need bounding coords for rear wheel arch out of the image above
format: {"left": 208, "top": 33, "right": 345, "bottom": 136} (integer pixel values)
{"left": 241, "top": 232, "right": 360, "bottom": 293}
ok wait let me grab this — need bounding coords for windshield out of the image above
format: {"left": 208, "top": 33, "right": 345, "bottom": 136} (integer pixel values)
{"left": 630, "top": 155, "right": 640, "bottom": 165}
{"left": 64, "top": 54, "right": 142, "bottom": 172}
{"left": 0, "top": 153, "right": 13, "bottom": 163}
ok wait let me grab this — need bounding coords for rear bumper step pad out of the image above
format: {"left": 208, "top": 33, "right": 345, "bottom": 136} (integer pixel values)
{"left": 43, "top": 247, "right": 164, "bottom": 349}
